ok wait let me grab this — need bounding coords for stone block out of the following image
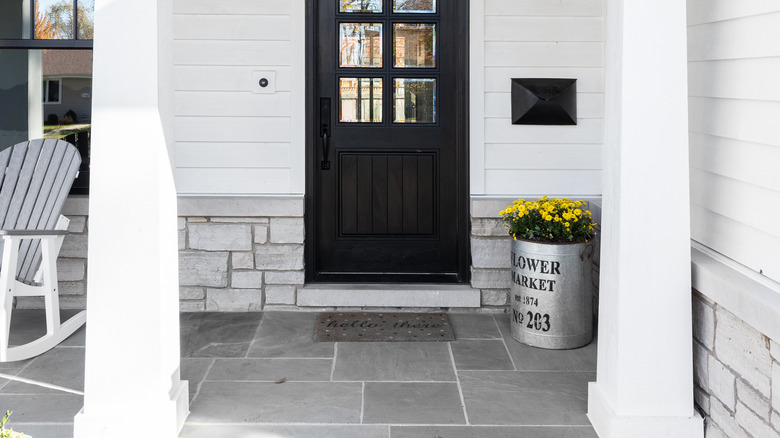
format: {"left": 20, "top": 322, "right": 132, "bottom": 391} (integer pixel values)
{"left": 206, "top": 288, "right": 263, "bottom": 311}
{"left": 715, "top": 308, "right": 772, "bottom": 397}
{"left": 471, "top": 218, "right": 507, "bottom": 237}
{"left": 179, "top": 229, "right": 186, "bottom": 250}
{"left": 180, "top": 301, "right": 205, "bottom": 312}
{"left": 177, "top": 217, "right": 186, "bottom": 230}
{"left": 735, "top": 402, "right": 780, "bottom": 438}
{"left": 709, "top": 356, "right": 735, "bottom": 411}
{"left": 480, "top": 289, "right": 508, "bottom": 306}
{"left": 212, "top": 217, "right": 269, "bottom": 224}
{"left": 180, "top": 287, "right": 205, "bottom": 300}
{"left": 254, "top": 225, "right": 268, "bottom": 244}
{"left": 179, "top": 251, "right": 229, "bottom": 287}
{"left": 60, "top": 234, "right": 88, "bottom": 258}
{"left": 693, "top": 341, "right": 709, "bottom": 392}
{"left": 737, "top": 379, "right": 770, "bottom": 420}
{"left": 772, "top": 410, "right": 780, "bottom": 433}
{"left": 265, "top": 285, "right": 297, "bottom": 305}
{"left": 189, "top": 223, "right": 252, "bottom": 251}
{"left": 705, "top": 423, "right": 727, "bottom": 438}
{"left": 66, "top": 216, "right": 87, "bottom": 233}
{"left": 254, "top": 245, "right": 304, "bottom": 270}
{"left": 232, "top": 271, "right": 264, "bottom": 289}
{"left": 771, "top": 339, "right": 780, "bottom": 361}
{"left": 694, "top": 386, "right": 710, "bottom": 414}
{"left": 471, "top": 268, "right": 511, "bottom": 289}
{"left": 57, "top": 259, "right": 85, "bottom": 282}
{"left": 59, "top": 281, "right": 85, "bottom": 296}
{"left": 270, "top": 218, "right": 305, "bottom": 244}
{"left": 693, "top": 296, "right": 715, "bottom": 350}
{"left": 773, "top": 362, "right": 780, "bottom": 413}
{"left": 471, "top": 198, "right": 514, "bottom": 218}
{"left": 471, "top": 238, "right": 511, "bottom": 269}
{"left": 231, "top": 252, "right": 254, "bottom": 270}
{"left": 710, "top": 398, "right": 750, "bottom": 438}
{"left": 188, "top": 217, "right": 208, "bottom": 223}
{"left": 265, "top": 270, "right": 305, "bottom": 285}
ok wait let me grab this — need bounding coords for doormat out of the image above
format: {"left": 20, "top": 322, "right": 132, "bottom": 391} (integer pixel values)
{"left": 314, "top": 312, "right": 454, "bottom": 342}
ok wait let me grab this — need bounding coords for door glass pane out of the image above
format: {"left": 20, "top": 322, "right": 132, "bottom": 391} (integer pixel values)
{"left": 393, "top": 0, "right": 436, "bottom": 13}
{"left": 393, "top": 78, "right": 435, "bottom": 123}
{"left": 340, "top": 0, "right": 382, "bottom": 13}
{"left": 394, "top": 24, "right": 435, "bottom": 68}
{"left": 340, "top": 23, "right": 383, "bottom": 68}
{"left": 340, "top": 78, "right": 383, "bottom": 122}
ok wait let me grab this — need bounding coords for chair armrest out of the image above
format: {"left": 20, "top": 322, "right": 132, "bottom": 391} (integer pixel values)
{"left": 0, "top": 229, "right": 67, "bottom": 237}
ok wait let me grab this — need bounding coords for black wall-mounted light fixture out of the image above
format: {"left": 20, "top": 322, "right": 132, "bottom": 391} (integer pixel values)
{"left": 511, "top": 78, "right": 577, "bottom": 125}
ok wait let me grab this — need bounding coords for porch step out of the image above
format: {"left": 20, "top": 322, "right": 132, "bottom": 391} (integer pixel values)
{"left": 297, "top": 284, "right": 481, "bottom": 308}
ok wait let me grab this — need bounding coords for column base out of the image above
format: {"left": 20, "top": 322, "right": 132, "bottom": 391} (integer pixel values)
{"left": 74, "top": 380, "right": 189, "bottom": 438}
{"left": 588, "top": 382, "right": 704, "bottom": 438}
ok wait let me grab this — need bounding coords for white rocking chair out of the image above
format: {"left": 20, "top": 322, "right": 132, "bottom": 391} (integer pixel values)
{"left": 0, "top": 139, "right": 86, "bottom": 362}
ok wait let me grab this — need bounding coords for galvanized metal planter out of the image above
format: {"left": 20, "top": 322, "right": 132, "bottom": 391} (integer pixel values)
{"left": 510, "top": 239, "right": 594, "bottom": 349}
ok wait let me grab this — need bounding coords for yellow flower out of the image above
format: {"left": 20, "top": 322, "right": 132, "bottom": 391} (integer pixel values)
{"left": 544, "top": 215, "right": 553, "bottom": 221}
{"left": 574, "top": 209, "right": 582, "bottom": 216}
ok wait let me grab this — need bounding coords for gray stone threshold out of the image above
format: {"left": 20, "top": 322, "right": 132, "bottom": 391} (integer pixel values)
{"left": 297, "top": 284, "right": 481, "bottom": 308}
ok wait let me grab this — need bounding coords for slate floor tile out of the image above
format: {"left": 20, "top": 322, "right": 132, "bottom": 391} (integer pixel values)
{"left": 8, "top": 424, "right": 74, "bottom": 438}
{"left": 391, "top": 425, "right": 598, "bottom": 438}
{"left": 2, "top": 347, "right": 85, "bottom": 394}
{"left": 181, "top": 358, "right": 214, "bottom": 401}
{"left": 332, "top": 342, "right": 455, "bottom": 381}
{"left": 459, "top": 371, "right": 594, "bottom": 425}
{"left": 8, "top": 309, "right": 84, "bottom": 347}
{"left": 496, "top": 314, "right": 597, "bottom": 371}
{"left": 451, "top": 340, "right": 513, "bottom": 371}
{"left": 247, "top": 312, "right": 334, "bottom": 358}
{"left": 207, "top": 358, "right": 333, "bottom": 382}
{"left": 180, "top": 424, "right": 390, "bottom": 438}
{"left": 0, "top": 394, "right": 83, "bottom": 423}
{"left": 449, "top": 313, "right": 503, "bottom": 339}
{"left": 189, "top": 381, "right": 362, "bottom": 423}
{"left": 363, "top": 382, "right": 466, "bottom": 425}
{"left": 180, "top": 312, "right": 263, "bottom": 357}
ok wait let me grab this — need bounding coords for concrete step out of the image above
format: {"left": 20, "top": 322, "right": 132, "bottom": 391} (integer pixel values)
{"left": 297, "top": 283, "right": 481, "bottom": 308}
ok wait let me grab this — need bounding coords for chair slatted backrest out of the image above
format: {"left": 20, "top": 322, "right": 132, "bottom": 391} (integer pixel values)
{"left": 0, "top": 139, "right": 81, "bottom": 283}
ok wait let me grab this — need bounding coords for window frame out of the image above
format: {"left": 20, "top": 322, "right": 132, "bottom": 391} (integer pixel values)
{"left": 43, "top": 79, "right": 62, "bottom": 104}
{"left": 0, "top": 0, "right": 93, "bottom": 50}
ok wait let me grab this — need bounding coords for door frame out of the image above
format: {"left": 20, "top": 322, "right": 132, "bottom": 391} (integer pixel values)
{"left": 304, "top": 0, "right": 471, "bottom": 283}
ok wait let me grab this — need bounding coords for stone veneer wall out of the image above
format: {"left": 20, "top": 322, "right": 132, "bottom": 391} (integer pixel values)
{"left": 693, "top": 291, "right": 780, "bottom": 438}
{"left": 469, "top": 197, "right": 602, "bottom": 314}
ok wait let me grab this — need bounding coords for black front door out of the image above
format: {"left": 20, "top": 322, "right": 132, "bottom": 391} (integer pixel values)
{"left": 307, "top": 0, "right": 469, "bottom": 282}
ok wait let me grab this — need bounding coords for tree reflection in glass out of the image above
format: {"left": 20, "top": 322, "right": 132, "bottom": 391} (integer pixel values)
{"left": 393, "top": 0, "right": 436, "bottom": 13}
{"left": 394, "top": 78, "right": 436, "bottom": 123}
{"left": 340, "top": 0, "right": 382, "bottom": 13}
{"left": 340, "top": 23, "right": 383, "bottom": 68}
{"left": 393, "top": 24, "right": 435, "bottom": 68}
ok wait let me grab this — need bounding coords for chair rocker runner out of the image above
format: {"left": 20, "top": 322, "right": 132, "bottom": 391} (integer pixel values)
{"left": 0, "top": 139, "right": 86, "bottom": 362}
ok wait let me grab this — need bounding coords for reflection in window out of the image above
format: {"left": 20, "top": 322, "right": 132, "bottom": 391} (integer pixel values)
{"left": 35, "top": 0, "right": 95, "bottom": 40}
{"left": 394, "top": 78, "right": 435, "bottom": 123}
{"left": 340, "top": 78, "right": 383, "bottom": 123}
{"left": 393, "top": 0, "right": 436, "bottom": 13}
{"left": 340, "top": 0, "right": 382, "bottom": 13}
{"left": 394, "top": 24, "right": 435, "bottom": 68}
{"left": 339, "top": 23, "right": 383, "bottom": 68}
{"left": 43, "top": 79, "right": 61, "bottom": 103}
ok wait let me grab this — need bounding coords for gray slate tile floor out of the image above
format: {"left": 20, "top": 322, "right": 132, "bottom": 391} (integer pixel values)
{"left": 0, "top": 310, "right": 598, "bottom": 438}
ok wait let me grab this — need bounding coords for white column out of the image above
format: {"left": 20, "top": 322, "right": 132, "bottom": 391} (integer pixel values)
{"left": 73, "top": 0, "right": 188, "bottom": 436}
{"left": 587, "top": 0, "right": 703, "bottom": 437}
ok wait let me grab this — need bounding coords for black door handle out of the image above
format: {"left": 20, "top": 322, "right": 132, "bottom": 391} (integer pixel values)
{"left": 320, "top": 98, "right": 331, "bottom": 170}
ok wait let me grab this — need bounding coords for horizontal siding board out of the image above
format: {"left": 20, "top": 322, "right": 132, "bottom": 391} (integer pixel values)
{"left": 687, "top": 0, "right": 780, "bottom": 26}
{"left": 689, "top": 133, "right": 780, "bottom": 191}
{"left": 174, "top": 40, "right": 291, "bottom": 66}
{"left": 688, "top": 97, "right": 780, "bottom": 147}
{"left": 484, "top": 92, "right": 603, "bottom": 119}
{"left": 484, "top": 0, "right": 603, "bottom": 17}
{"left": 484, "top": 67, "right": 604, "bottom": 93}
{"left": 485, "top": 144, "right": 602, "bottom": 170}
{"left": 175, "top": 91, "right": 291, "bottom": 117}
{"left": 174, "top": 15, "right": 291, "bottom": 41}
{"left": 485, "top": 170, "right": 601, "bottom": 195}
{"left": 175, "top": 168, "right": 291, "bottom": 194}
{"left": 691, "top": 204, "right": 780, "bottom": 281}
{"left": 175, "top": 142, "right": 291, "bottom": 168}
{"left": 688, "top": 58, "right": 780, "bottom": 101}
{"left": 688, "top": 12, "right": 780, "bottom": 61}
{"left": 175, "top": 116, "right": 291, "bottom": 142}
{"left": 690, "top": 168, "right": 780, "bottom": 238}
{"left": 484, "top": 118, "right": 603, "bottom": 144}
{"left": 173, "top": 0, "right": 290, "bottom": 15}
{"left": 174, "top": 66, "right": 292, "bottom": 92}
{"left": 485, "top": 42, "right": 603, "bottom": 67}
{"left": 485, "top": 17, "right": 603, "bottom": 42}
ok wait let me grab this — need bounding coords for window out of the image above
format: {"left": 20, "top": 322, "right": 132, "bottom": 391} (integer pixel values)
{"left": 43, "top": 79, "right": 61, "bottom": 104}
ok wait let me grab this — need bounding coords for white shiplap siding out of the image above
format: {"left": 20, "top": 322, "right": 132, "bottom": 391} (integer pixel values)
{"left": 172, "top": 0, "right": 300, "bottom": 195}
{"left": 687, "top": 3, "right": 780, "bottom": 281}
{"left": 475, "top": 0, "right": 605, "bottom": 196}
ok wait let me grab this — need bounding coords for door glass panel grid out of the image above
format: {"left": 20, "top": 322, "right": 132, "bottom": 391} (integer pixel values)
{"left": 339, "top": 23, "right": 384, "bottom": 68}
{"left": 340, "top": 0, "right": 383, "bottom": 13}
{"left": 393, "top": 77, "right": 437, "bottom": 124}
{"left": 339, "top": 77, "right": 384, "bottom": 123}
{"left": 393, "top": 23, "right": 436, "bottom": 68}
{"left": 393, "top": 0, "right": 436, "bottom": 13}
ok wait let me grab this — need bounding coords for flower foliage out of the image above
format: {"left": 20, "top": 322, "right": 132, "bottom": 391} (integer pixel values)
{"left": 500, "top": 196, "right": 596, "bottom": 243}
